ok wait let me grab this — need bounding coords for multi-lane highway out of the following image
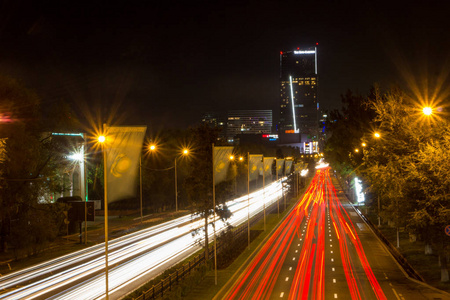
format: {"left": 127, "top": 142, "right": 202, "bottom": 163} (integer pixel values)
{"left": 219, "top": 167, "right": 448, "bottom": 300}
{"left": 0, "top": 179, "right": 286, "bottom": 299}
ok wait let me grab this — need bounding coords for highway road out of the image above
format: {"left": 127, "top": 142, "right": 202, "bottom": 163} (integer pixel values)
{"left": 0, "top": 179, "right": 286, "bottom": 299}
{"left": 219, "top": 167, "right": 449, "bottom": 300}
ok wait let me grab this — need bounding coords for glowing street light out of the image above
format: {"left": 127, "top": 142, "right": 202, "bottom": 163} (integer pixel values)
{"left": 97, "top": 133, "right": 109, "bottom": 300}
{"left": 354, "top": 148, "right": 359, "bottom": 153}
{"left": 374, "top": 132, "right": 381, "bottom": 138}
{"left": 149, "top": 144, "right": 156, "bottom": 151}
{"left": 361, "top": 142, "right": 366, "bottom": 147}
{"left": 98, "top": 135, "right": 106, "bottom": 143}
{"left": 423, "top": 106, "right": 433, "bottom": 116}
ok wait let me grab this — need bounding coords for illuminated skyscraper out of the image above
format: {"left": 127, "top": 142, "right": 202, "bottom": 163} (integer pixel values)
{"left": 279, "top": 46, "right": 318, "bottom": 141}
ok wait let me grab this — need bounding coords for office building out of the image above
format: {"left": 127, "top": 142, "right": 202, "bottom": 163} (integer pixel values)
{"left": 279, "top": 46, "right": 319, "bottom": 145}
{"left": 226, "top": 110, "right": 272, "bottom": 142}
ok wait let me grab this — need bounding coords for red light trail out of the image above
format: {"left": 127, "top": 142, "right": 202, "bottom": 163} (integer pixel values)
{"left": 223, "top": 168, "right": 387, "bottom": 300}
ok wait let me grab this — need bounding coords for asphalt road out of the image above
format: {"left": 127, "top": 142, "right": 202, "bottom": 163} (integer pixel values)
{"left": 218, "top": 168, "right": 449, "bottom": 300}
{"left": 0, "top": 179, "right": 285, "bottom": 300}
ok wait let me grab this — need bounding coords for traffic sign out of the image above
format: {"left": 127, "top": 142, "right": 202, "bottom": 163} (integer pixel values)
{"left": 445, "top": 225, "right": 450, "bottom": 237}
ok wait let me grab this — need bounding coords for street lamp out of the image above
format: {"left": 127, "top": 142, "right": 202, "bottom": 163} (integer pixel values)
{"left": 374, "top": 132, "right": 381, "bottom": 138}
{"left": 354, "top": 148, "right": 359, "bottom": 153}
{"left": 97, "top": 134, "right": 109, "bottom": 300}
{"left": 423, "top": 106, "right": 433, "bottom": 116}
{"left": 361, "top": 142, "right": 366, "bottom": 147}
{"left": 175, "top": 148, "right": 189, "bottom": 212}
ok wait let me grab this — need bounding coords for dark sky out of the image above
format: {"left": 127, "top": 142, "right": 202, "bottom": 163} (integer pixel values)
{"left": 1, "top": 1, "right": 449, "bottom": 129}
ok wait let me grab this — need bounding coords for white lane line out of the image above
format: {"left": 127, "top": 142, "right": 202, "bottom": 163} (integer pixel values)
{"left": 331, "top": 258, "right": 334, "bottom": 262}
{"left": 334, "top": 293, "right": 338, "bottom": 298}
{"left": 331, "top": 250, "right": 333, "bottom": 253}
{"left": 289, "top": 267, "right": 292, "bottom": 271}
{"left": 333, "top": 278, "right": 336, "bottom": 283}
{"left": 280, "top": 292, "right": 284, "bottom": 298}
{"left": 298, "top": 244, "right": 300, "bottom": 246}
{"left": 285, "top": 277, "right": 289, "bottom": 281}
{"left": 330, "top": 244, "right": 333, "bottom": 247}
{"left": 392, "top": 288, "right": 401, "bottom": 300}
{"left": 293, "top": 257, "right": 296, "bottom": 261}
{"left": 332, "top": 267, "right": 335, "bottom": 271}
{"left": 295, "top": 250, "right": 298, "bottom": 253}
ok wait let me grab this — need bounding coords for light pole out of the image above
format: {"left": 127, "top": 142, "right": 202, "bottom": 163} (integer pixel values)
{"left": 175, "top": 148, "right": 189, "bottom": 212}
{"left": 97, "top": 133, "right": 109, "bottom": 300}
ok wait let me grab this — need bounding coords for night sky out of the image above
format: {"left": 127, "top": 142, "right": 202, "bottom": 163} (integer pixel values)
{"left": 1, "top": 1, "right": 449, "bottom": 129}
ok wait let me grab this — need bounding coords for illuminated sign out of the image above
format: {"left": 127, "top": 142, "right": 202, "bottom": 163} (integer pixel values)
{"left": 285, "top": 130, "right": 295, "bottom": 134}
{"left": 294, "top": 50, "right": 315, "bottom": 54}
{"left": 262, "top": 134, "right": 279, "bottom": 139}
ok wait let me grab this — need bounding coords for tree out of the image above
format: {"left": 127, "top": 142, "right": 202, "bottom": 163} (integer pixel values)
{"left": 184, "top": 124, "right": 232, "bottom": 260}
{"left": 0, "top": 75, "right": 67, "bottom": 255}
{"left": 324, "top": 89, "right": 375, "bottom": 177}
{"left": 362, "top": 86, "right": 449, "bottom": 282}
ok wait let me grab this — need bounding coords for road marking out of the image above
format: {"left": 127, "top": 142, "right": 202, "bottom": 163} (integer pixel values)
{"left": 295, "top": 250, "right": 298, "bottom": 253}
{"left": 285, "top": 277, "right": 289, "bottom": 281}
{"left": 330, "top": 239, "right": 332, "bottom": 241}
{"left": 330, "top": 244, "right": 333, "bottom": 247}
{"left": 331, "top": 258, "right": 334, "bottom": 262}
{"left": 331, "top": 251, "right": 333, "bottom": 253}
{"left": 334, "top": 293, "right": 338, "bottom": 298}
{"left": 280, "top": 292, "right": 284, "bottom": 297}
{"left": 293, "top": 257, "right": 296, "bottom": 261}
{"left": 391, "top": 288, "right": 401, "bottom": 300}
{"left": 289, "top": 267, "right": 292, "bottom": 271}
{"left": 333, "top": 278, "right": 336, "bottom": 283}
{"left": 332, "top": 267, "right": 335, "bottom": 271}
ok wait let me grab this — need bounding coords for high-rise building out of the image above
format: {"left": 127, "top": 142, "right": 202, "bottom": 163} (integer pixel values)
{"left": 226, "top": 110, "right": 272, "bottom": 142}
{"left": 279, "top": 46, "right": 318, "bottom": 142}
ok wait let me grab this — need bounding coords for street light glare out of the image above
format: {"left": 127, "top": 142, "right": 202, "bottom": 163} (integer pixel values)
{"left": 361, "top": 143, "right": 366, "bottom": 147}
{"left": 374, "top": 132, "right": 381, "bottom": 138}
{"left": 98, "top": 135, "right": 106, "bottom": 143}
{"left": 229, "top": 155, "right": 234, "bottom": 160}
{"left": 149, "top": 144, "right": 156, "bottom": 151}
{"left": 182, "top": 149, "right": 189, "bottom": 155}
{"left": 423, "top": 107, "right": 433, "bottom": 116}
{"left": 355, "top": 149, "right": 359, "bottom": 153}
{"left": 239, "top": 156, "right": 244, "bottom": 161}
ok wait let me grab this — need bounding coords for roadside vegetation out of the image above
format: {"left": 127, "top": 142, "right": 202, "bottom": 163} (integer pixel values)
{"left": 325, "top": 85, "right": 450, "bottom": 288}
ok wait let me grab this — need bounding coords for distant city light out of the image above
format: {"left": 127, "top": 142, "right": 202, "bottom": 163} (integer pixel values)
{"left": 294, "top": 50, "right": 315, "bottom": 54}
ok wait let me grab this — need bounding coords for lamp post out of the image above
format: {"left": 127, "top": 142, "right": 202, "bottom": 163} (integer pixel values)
{"left": 97, "top": 133, "right": 109, "bottom": 300}
{"left": 175, "top": 148, "right": 189, "bottom": 212}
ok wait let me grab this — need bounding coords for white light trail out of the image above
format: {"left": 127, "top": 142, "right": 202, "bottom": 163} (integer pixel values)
{"left": 0, "top": 179, "right": 286, "bottom": 300}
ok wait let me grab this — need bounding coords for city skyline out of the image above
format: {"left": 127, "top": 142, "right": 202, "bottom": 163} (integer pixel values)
{"left": 0, "top": 2, "right": 449, "bottom": 129}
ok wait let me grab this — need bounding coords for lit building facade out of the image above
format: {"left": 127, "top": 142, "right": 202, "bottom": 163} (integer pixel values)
{"left": 279, "top": 46, "right": 319, "bottom": 142}
{"left": 226, "top": 110, "right": 272, "bottom": 142}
